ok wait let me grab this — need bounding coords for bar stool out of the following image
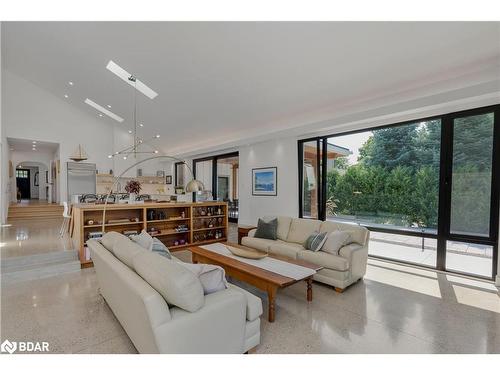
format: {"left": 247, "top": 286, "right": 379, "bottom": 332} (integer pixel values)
{"left": 59, "top": 201, "right": 72, "bottom": 237}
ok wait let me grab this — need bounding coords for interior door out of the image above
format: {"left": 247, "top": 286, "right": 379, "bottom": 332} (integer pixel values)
{"left": 438, "top": 108, "right": 499, "bottom": 279}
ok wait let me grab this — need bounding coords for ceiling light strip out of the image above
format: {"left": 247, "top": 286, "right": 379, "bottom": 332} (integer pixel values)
{"left": 84, "top": 99, "right": 124, "bottom": 122}
{"left": 106, "top": 60, "right": 158, "bottom": 99}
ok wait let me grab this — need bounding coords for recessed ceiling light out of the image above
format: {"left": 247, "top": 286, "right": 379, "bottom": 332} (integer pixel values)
{"left": 84, "top": 99, "right": 124, "bottom": 122}
{"left": 64, "top": 94, "right": 69, "bottom": 98}
{"left": 68, "top": 81, "right": 74, "bottom": 86}
{"left": 106, "top": 60, "right": 158, "bottom": 99}
{"left": 108, "top": 155, "right": 113, "bottom": 159}
{"left": 32, "top": 141, "right": 36, "bottom": 144}
{"left": 154, "top": 150, "right": 159, "bottom": 154}
{"left": 128, "top": 130, "right": 132, "bottom": 134}
{"left": 99, "top": 113, "right": 103, "bottom": 117}
{"left": 107, "top": 104, "right": 112, "bottom": 108}
{"left": 139, "top": 123, "right": 144, "bottom": 127}
{"left": 155, "top": 134, "right": 160, "bottom": 138}
{"left": 123, "top": 156, "right": 127, "bottom": 160}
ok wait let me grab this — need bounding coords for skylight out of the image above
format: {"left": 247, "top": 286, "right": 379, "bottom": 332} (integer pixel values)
{"left": 84, "top": 98, "right": 124, "bottom": 122}
{"left": 106, "top": 60, "right": 158, "bottom": 99}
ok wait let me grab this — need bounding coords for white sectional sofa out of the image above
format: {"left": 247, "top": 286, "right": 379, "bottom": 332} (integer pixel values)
{"left": 242, "top": 217, "right": 370, "bottom": 291}
{"left": 88, "top": 234, "right": 262, "bottom": 354}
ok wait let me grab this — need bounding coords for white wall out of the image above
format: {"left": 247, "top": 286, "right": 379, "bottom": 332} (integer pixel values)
{"left": 238, "top": 137, "right": 298, "bottom": 225}
{"left": 3, "top": 70, "right": 114, "bottom": 203}
{"left": 0, "top": 23, "right": 8, "bottom": 223}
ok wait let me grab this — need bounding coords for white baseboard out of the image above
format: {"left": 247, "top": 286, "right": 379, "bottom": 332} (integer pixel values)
{"left": 496, "top": 275, "right": 500, "bottom": 287}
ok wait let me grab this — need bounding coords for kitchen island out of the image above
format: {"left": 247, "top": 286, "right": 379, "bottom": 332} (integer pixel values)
{"left": 71, "top": 201, "right": 228, "bottom": 268}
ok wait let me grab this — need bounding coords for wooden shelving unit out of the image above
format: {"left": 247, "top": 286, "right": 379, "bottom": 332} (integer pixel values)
{"left": 71, "top": 201, "right": 228, "bottom": 268}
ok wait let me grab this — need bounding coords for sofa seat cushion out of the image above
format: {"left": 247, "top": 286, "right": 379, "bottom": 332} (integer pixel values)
{"left": 286, "top": 218, "right": 321, "bottom": 245}
{"left": 297, "top": 250, "right": 350, "bottom": 271}
{"left": 268, "top": 241, "right": 304, "bottom": 259}
{"left": 113, "top": 235, "right": 148, "bottom": 269}
{"left": 133, "top": 251, "right": 205, "bottom": 312}
{"left": 241, "top": 236, "right": 275, "bottom": 252}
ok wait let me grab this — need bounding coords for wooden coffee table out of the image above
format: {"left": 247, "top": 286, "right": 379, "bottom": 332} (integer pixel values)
{"left": 189, "top": 242, "right": 322, "bottom": 322}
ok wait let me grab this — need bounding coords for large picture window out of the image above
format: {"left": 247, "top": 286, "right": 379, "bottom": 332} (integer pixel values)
{"left": 298, "top": 105, "right": 499, "bottom": 279}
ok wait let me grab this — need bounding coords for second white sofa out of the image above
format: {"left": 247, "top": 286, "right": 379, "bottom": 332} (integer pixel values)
{"left": 242, "top": 217, "right": 370, "bottom": 291}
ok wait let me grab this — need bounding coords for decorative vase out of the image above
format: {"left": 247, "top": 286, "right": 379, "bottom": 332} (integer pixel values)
{"left": 129, "top": 193, "right": 136, "bottom": 204}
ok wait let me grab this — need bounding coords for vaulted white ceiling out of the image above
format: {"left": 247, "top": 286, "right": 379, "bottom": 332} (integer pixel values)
{"left": 2, "top": 22, "right": 500, "bottom": 156}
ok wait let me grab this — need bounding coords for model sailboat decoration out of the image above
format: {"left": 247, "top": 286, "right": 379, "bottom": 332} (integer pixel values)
{"left": 70, "top": 144, "right": 89, "bottom": 162}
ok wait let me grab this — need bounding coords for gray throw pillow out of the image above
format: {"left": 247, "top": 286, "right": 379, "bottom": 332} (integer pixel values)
{"left": 254, "top": 217, "right": 278, "bottom": 240}
{"left": 305, "top": 231, "right": 328, "bottom": 251}
{"left": 152, "top": 238, "right": 172, "bottom": 259}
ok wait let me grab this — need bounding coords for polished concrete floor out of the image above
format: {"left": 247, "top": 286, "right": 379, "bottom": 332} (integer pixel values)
{"left": 1, "top": 253, "right": 499, "bottom": 353}
{"left": 1, "top": 218, "right": 499, "bottom": 353}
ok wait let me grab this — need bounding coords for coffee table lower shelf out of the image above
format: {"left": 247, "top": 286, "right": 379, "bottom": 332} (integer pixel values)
{"left": 189, "top": 243, "right": 321, "bottom": 322}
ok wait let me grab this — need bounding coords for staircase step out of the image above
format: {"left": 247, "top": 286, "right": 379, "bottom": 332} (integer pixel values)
{"left": 1, "top": 260, "right": 81, "bottom": 285}
{"left": 1, "top": 250, "right": 78, "bottom": 272}
{"left": 8, "top": 205, "right": 64, "bottom": 219}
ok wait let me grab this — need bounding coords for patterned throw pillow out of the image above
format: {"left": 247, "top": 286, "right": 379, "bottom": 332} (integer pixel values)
{"left": 305, "top": 231, "right": 328, "bottom": 251}
{"left": 152, "top": 238, "right": 172, "bottom": 259}
{"left": 254, "top": 217, "right": 278, "bottom": 240}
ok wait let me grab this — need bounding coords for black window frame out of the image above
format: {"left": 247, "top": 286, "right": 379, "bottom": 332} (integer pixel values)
{"left": 298, "top": 104, "right": 500, "bottom": 280}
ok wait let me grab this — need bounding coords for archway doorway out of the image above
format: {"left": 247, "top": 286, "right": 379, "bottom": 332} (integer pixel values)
{"left": 15, "top": 161, "right": 50, "bottom": 204}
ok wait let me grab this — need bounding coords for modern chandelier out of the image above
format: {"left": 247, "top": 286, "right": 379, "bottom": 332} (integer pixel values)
{"left": 107, "top": 74, "right": 160, "bottom": 160}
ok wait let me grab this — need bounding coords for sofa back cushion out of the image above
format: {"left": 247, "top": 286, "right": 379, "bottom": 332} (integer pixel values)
{"left": 133, "top": 251, "right": 205, "bottom": 312}
{"left": 286, "top": 218, "right": 321, "bottom": 245}
{"left": 277, "top": 216, "right": 292, "bottom": 241}
{"left": 113, "top": 235, "right": 147, "bottom": 269}
{"left": 319, "top": 221, "right": 368, "bottom": 246}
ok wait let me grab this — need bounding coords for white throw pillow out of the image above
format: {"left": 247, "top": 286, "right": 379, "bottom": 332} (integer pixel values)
{"left": 130, "top": 229, "right": 154, "bottom": 251}
{"left": 321, "top": 231, "right": 351, "bottom": 255}
{"left": 179, "top": 262, "right": 228, "bottom": 294}
{"left": 133, "top": 251, "right": 205, "bottom": 312}
{"left": 100, "top": 231, "right": 124, "bottom": 254}
{"left": 113, "top": 235, "right": 147, "bottom": 269}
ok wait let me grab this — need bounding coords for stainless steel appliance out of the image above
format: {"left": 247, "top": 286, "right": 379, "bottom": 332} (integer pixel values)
{"left": 67, "top": 162, "right": 96, "bottom": 202}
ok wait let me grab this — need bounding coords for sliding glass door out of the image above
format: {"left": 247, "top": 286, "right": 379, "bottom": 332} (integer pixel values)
{"left": 439, "top": 110, "right": 499, "bottom": 278}
{"left": 299, "top": 105, "right": 499, "bottom": 279}
{"left": 299, "top": 140, "right": 321, "bottom": 219}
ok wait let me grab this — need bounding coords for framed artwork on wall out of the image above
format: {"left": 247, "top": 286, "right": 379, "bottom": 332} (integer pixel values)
{"left": 252, "top": 167, "right": 277, "bottom": 196}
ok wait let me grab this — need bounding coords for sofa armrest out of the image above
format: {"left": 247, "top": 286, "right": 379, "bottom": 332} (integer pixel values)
{"left": 248, "top": 228, "right": 257, "bottom": 238}
{"left": 153, "top": 287, "right": 247, "bottom": 353}
{"left": 339, "top": 243, "right": 368, "bottom": 280}
{"left": 228, "top": 284, "right": 263, "bottom": 321}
